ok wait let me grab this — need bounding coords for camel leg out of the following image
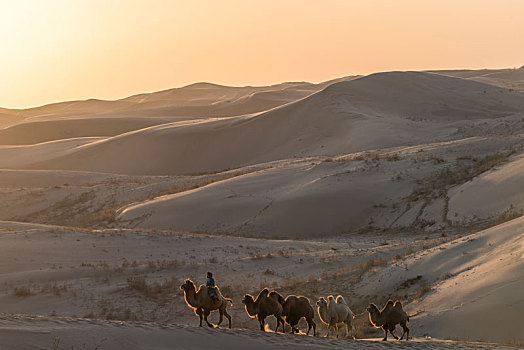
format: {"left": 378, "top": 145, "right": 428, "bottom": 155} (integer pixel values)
{"left": 307, "top": 319, "right": 316, "bottom": 336}
{"left": 197, "top": 308, "right": 204, "bottom": 327}
{"left": 275, "top": 317, "right": 283, "bottom": 333}
{"left": 327, "top": 320, "right": 336, "bottom": 338}
{"left": 217, "top": 309, "right": 224, "bottom": 327}
{"left": 390, "top": 330, "right": 399, "bottom": 340}
{"left": 382, "top": 326, "right": 388, "bottom": 341}
{"left": 223, "top": 309, "right": 232, "bottom": 329}
{"left": 399, "top": 322, "right": 409, "bottom": 340}
{"left": 390, "top": 326, "right": 399, "bottom": 340}
{"left": 258, "top": 315, "right": 265, "bottom": 331}
{"left": 401, "top": 324, "right": 409, "bottom": 341}
{"left": 290, "top": 322, "right": 297, "bottom": 334}
{"left": 203, "top": 309, "right": 214, "bottom": 328}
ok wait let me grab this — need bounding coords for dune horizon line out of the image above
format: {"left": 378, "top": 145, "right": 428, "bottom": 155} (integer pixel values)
{"left": 3, "top": 65, "right": 523, "bottom": 111}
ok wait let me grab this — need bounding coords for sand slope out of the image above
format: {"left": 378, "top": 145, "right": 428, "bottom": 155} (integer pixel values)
{"left": 358, "top": 215, "right": 524, "bottom": 344}
{"left": 448, "top": 153, "right": 524, "bottom": 224}
{"left": 117, "top": 135, "right": 523, "bottom": 237}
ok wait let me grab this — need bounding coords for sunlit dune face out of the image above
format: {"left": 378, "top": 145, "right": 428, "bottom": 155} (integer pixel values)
{"left": 1, "top": 0, "right": 524, "bottom": 108}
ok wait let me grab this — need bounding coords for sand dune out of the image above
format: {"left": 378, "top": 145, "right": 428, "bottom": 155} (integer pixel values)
{"left": 8, "top": 71, "right": 524, "bottom": 176}
{"left": 0, "top": 117, "right": 185, "bottom": 145}
{"left": 0, "top": 137, "right": 105, "bottom": 169}
{"left": 117, "top": 136, "right": 523, "bottom": 237}
{"left": 6, "top": 79, "right": 336, "bottom": 125}
{"left": 0, "top": 80, "right": 341, "bottom": 146}
{"left": 118, "top": 158, "right": 412, "bottom": 237}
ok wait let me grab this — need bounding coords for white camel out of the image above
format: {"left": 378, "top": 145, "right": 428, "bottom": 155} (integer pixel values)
{"left": 316, "top": 295, "right": 355, "bottom": 338}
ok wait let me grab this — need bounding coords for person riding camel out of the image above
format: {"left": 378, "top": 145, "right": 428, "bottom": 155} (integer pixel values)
{"left": 206, "top": 272, "right": 219, "bottom": 301}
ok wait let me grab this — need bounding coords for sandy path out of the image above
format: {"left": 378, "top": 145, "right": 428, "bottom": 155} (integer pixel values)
{"left": 0, "top": 314, "right": 517, "bottom": 350}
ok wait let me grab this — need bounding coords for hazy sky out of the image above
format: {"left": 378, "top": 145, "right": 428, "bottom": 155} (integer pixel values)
{"left": 1, "top": 0, "right": 523, "bottom": 108}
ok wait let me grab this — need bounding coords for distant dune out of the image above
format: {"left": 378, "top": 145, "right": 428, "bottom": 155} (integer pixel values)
{"left": 431, "top": 66, "right": 524, "bottom": 91}
{"left": 8, "top": 71, "right": 524, "bottom": 176}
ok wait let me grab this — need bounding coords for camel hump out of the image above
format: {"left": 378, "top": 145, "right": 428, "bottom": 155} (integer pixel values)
{"left": 269, "top": 291, "right": 285, "bottom": 304}
{"left": 382, "top": 300, "right": 394, "bottom": 312}
{"left": 335, "top": 295, "right": 346, "bottom": 304}
{"left": 393, "top": 301, "right": 403, "bottom": 310}
{"left": 256, "top": 288, "right": 269, "bottom": 300}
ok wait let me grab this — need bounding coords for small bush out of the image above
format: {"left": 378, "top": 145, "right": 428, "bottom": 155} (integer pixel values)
{"left": 13, "top": 286, "right": 32, "bottom": 297}
{"left": 413, "top": 282, "right": 432, "bottom": 299}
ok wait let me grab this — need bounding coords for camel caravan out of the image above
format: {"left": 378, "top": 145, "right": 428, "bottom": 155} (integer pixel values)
{"left": 180, "top": 274, "right": 410, "bottom": 341}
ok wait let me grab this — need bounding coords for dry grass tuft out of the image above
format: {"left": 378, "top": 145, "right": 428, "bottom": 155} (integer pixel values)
{"left": 13, "top": 286, "right": 32, "bottom": 297}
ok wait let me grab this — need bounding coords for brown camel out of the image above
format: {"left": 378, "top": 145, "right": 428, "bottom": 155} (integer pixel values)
{"left": 367, "top": 300, "right": 409, "bottom": 341}
{"left": 180, "top": 279, "right": 233, "bottom": 328}
{"left": 242, "top": 288, "right": 284, "bottom": 332}
{"left": 274, "top": 292, "right": 316, "bottom": 336}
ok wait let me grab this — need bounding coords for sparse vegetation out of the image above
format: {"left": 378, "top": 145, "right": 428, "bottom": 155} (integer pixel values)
{"left": 126, "top": 276, "right": 180, "bottom": 300}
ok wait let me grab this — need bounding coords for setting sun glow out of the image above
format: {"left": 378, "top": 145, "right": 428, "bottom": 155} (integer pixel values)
{"left": 1, "top": 0, "right": 523, "bottom": 108}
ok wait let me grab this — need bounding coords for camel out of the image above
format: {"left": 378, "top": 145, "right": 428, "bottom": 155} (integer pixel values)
{"left": 367, "top": 300, "right": 409, "bottom": 341}
{"left": 274, "top": 292, "right": 316, "bottom": 336}
{"left": 180, "top": 279, "right": 233, "bottom": 328}
{"left": 242, "top": 288, "right": 284, "bottom": 332}
{"left": 316, "top": 295, "right": 355, "bottom": 338}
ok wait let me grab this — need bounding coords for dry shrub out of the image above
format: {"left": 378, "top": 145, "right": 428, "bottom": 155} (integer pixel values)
{"left": 413, "top": 281, "right": 432, "bottom": 299}
{"left": 127, "top": 276, "right": 180, "bottom": 300}
{"left": 393, "top": 253, "right": 403, "bottom": 260}
{"left": 13, "top": 286, "right": 31, "bottom": 297}
{"left": 354, "top": 257, "right": 388, "bottom": 276}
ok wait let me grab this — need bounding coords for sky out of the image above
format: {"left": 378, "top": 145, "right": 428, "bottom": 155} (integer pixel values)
{"left": 1, "top": 0, "right": 523, "bottom": 109}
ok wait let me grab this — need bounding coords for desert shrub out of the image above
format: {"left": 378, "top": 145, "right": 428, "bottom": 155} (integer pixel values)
{"left": 263, "top": 268, "right": 275, "bottom": 275}
{"left": 354, "top": 257, "right": 388, "bottom": 276}
{"left": 127, "top": 277, "right": 148, "bottom": 293}
{"left": 127, "top": 276, "right": 180, "bottom": 300}
{"left": 13, "top": 286, "right": 31, "bottom": 297}
{"left": 413, "top": 281, "right": 432, "bottom": 299}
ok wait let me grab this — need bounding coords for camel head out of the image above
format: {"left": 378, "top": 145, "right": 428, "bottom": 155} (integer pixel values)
{"left": 180, "top": 279, "right": 196, "bottom": 293}
{"left": 367, "top": 303, "right": 382, "bottom": 328}
{"left": 316, "top": 297, "right": 327, "bottom": 308}
{"left": 242, "top": 294, "right": 257, "bottom": 317}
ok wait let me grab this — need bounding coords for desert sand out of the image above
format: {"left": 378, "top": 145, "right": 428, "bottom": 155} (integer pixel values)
{"left": 1, "top": 68, "right": 523, "bottom": 349}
